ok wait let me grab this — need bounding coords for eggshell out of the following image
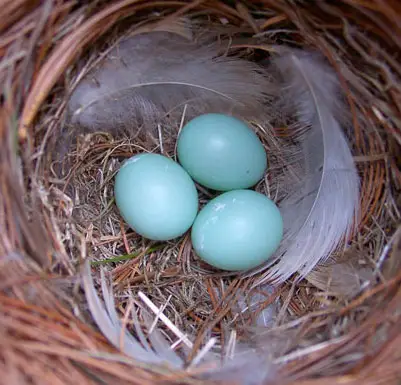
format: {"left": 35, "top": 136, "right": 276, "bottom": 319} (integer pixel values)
{"left": 115, "top": 153, "right": 198, "bottom": 241}
{"left": 191, "top": 190, "right": 283, "bottom": 271}
{"left": 177, "top": 113, "right": 267, "bottom": 191}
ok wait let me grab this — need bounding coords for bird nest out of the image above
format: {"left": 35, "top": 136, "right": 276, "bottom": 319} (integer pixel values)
{"left": 1, "top": 1, "right": 401, "bottom": 385}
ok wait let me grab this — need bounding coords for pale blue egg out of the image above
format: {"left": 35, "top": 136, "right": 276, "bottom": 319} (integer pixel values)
{"left": 177, "top": 113, "right": 267, "bottom": 191}
{"left": 114, "top": 154, "right": 198, "bottom": 241}
{"left": 191, "top": 190, "right": 283, "bottom": 271}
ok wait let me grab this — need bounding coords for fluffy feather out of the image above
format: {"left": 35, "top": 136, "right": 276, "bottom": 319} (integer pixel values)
{"left": 253, "top": 49, "right": 360, "bottom": 284}
{"left": 235, "top": 284, "right": 278, "bottom": 327}
{"left": 66, "top": 30, "right": 272, "bottom": 137}
{"left": 82, "top": 262, "right": 279, "bottom": 383}
{"left": 82, "top": 262, "right": 183, "bottom": 368}
{"left": 306, "top": 257, "right": 374, "bottom": 296}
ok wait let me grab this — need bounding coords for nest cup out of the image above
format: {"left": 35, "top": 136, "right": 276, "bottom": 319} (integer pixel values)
{"left": 1, "top": 1, "right": 401, "bottom": 385}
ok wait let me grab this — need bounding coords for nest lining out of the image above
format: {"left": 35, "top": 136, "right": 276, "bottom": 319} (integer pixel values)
{"left": 47, "top": 19, "right": 392, "bottom": 363}
{"left": 56, "top": 115, "right": 284, "bottom": 352}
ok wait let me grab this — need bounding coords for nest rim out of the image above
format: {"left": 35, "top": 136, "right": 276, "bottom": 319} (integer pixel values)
{"left": 1, "top": 1, "right": 401, "bottom": 385}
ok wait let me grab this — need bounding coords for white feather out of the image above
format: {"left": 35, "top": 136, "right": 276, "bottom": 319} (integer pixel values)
{"left": 83, "top": 262, "right": 279, "bottom": 382}
{"left": 67, "top": 31, "right": 272, "bottom": 136}
{"left": 236, "top": 284, "right": 278, "bottom": 327}
{"left": 254, "top": 49, "right": 360, "bottom": 284}
{"left": 204, "top": 352, "right": 277, "bottom": 385}
{"left": 82, "top": 262, "right": 183, "bottom": 367}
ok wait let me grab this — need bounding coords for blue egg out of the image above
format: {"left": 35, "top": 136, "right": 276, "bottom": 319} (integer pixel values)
{"left": 177, "top": 113, "right": 267, "bottom": 191}
{"left": 191, "top": 190, "right": 283, "bottom": 271}
{"left": 114, "top": 154, "right": 198, "bottom": 241}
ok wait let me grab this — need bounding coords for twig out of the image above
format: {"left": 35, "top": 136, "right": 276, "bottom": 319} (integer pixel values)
{"left": 119, "top": 298, "right": 134, "bottom": 351}
{"left": 189, "top": 337, "right": 217, "bottom": 367}
{"left": 138, "top": 291, "right": 193, "bottom": 349}
{"left": 174, "top": 104, "right": 187, "bottom": 161}
{"left": 157, "top": 124, "right": 164, "bottom": 154}
{"left": 149, "top": 294, "right": 172, "bottom": 334}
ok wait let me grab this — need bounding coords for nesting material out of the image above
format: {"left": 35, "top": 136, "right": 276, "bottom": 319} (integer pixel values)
{"left": 2, "top": 2, "right": 401, "bottom": 385}
{"left": 54, "top": 19, "right": 362, "bottom": 372}
{"left": 65, "top": 23, "right": 359, "bottom": 281}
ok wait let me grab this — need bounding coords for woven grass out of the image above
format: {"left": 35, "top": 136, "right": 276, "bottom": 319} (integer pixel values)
{"left": 1, "top": 1, "right": 401, "bottom": 384}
